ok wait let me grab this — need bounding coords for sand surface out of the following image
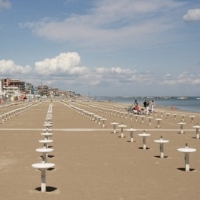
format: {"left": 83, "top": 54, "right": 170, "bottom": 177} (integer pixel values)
{"left": 0, "top": 101, "right": 200, "bottom": 200}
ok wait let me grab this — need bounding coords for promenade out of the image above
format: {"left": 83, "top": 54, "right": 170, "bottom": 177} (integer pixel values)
{"left": 0, "top": 101, "right": 200, "bottom": 200}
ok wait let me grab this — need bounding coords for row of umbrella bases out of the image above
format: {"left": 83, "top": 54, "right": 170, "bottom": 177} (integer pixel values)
{"left": 75, "top": 101, "right": 200, "bottom": 141}
{"left": 79, "top": 101, "right": 198, "bottom": 123}
{"left": 0, "top": 101, "right": 29, "bottom": 110}
{"left": 111, "top": 121, "right": 197, "bottom": 172}
{"left": 66, "top": 103, "right": 108, "bottom": 128}
{"left": 0, "top": 102, "right": 36, "bottom": 124}
{"left": 69, "top": 101, "right": 200, "bottom": 133}
{"left": 64, "top": 101, "right": 199, "bottom": 172}
{"left": 67, "top": 101, "right": 200, "bottom": 139}
{"left": 32, "top": 104, "right": 55, "bottom": 192}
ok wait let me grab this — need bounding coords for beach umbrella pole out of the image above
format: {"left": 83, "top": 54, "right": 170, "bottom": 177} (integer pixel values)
{"left": 160, "top": 144, "right": 164, "bottom": 158}
{"left": 41, "top": 169, "right": 46, "bottom": 192}
{"left": 185, "top": 153, "right": 189, "bottom": 171}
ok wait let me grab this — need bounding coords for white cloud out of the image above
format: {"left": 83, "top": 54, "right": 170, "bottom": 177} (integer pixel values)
{"left": 34, "top": 54, "right": 155, "bottom": 87}
{"left": 0, "top": 0, "right": 11, "bottom": 10}
{"left": 22, "top": 0, "right": 184, "bottom": 47}
{"left": 162, "top": 80, "right": 177, "bottom": 85}
{"left": 95, "top": 0, "right": 182, "bottom": 21}
{"left": 96, "top": 67, "right": 135, "bottom": 75}
{"left": 0, "top": 59, "right": 32, "bottom": 75}
{"left": 183, "top": 8, "right": 200, "bottom": 21}
{"left": 163, "top": 72, "right": 200, "bottom": 85}
{"left": 34, "top": 52, "right": 88, "bottom": 76}
{"left": 92, "top": 66, "right": 154, "bottom": 86}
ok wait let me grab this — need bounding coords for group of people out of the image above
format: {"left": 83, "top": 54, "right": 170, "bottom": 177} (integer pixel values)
{"left": 130, "top": 99, "right": 156, "bottom": 115}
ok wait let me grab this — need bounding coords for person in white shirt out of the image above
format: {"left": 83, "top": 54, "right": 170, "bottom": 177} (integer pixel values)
{"left": 151, "top": 100, "right": 156, "bottom": 113}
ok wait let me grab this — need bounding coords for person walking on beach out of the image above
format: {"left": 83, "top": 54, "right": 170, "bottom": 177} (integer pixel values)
{"left": 134, "top": 99, "right": 138, "bottom": 106}
{"left": 143, "top": 99, "right": 147, "bottom": 110}
{"left": 151, "top": 100, "right": 156, "bottom": 113}
{"left": 143, "top": 99, "right": 150, "bottom": 115}
{"left": 146, "top": 100, "right": 150, "bottom": 114}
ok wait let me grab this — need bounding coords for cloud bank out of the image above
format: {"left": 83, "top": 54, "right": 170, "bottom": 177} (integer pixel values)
{"left": 0, "top": 52, "right": 200, "bottom": 94}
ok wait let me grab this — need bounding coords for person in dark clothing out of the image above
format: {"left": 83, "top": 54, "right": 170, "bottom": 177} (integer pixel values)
{"left": 134, "top": 99, "right": 138, "bottom": 106}
{"left": 143, "top": 99, "right": 149, "bottom": 114}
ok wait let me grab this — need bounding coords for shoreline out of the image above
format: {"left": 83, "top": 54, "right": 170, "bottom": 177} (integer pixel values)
{"left": 103, "top": 99, "right": 200, "bottom": 114}
{"left": 96, "top": 96, "right": 200, "bottom": 114}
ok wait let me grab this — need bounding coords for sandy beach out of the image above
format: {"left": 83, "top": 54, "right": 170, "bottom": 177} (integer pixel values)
{"left": 0, "top": 100, "right": 200, "bottom": 200}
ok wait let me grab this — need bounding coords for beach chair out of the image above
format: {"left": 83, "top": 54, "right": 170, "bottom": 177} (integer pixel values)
{"left": 140, "top": 109, "right": 146, "bottom": 115}
{"left": 125, "top": 105, "right": 134, "bottom": 113}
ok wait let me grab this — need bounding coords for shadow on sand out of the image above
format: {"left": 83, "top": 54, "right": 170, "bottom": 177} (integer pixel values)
{"left": 154, "top": 155, "right": 169, "bottom": 159}
{"left": 138, "top": 147, "right": 150, "bottom": 150}
{"left": 35, "top": 186, "right": 57, "bottom": 192}
{"left": 177, "top": 167, "right": 195, "bottom": 172}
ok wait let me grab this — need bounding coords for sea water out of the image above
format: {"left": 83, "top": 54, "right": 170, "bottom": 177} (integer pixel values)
{"left": 96, "top": 96, "right": 200, "bottom": 114}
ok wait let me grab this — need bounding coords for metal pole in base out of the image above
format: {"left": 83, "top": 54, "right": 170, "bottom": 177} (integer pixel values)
{"left": 185, "top": 153, "right": 190, "bottom": 171}
{"left": 41, "top": 170, "right": 46, "bottom": 192}
{"left": 196, "top": 128, "right": 199, "bottom": 139}
{"left": 141, "top": 116, "right": 144, "bottom": 124}
{"left": 180, "top": 125, "right": 184, "bottom": 134}
{"left": 143, "top": 137, "right": 146, "bottom": 149}
{"left": 120, "top": 127, "right": 124, "bottom": 138}
{"left": 130, "top": 132, "right": 134, "bottom": 142}
{"left": 157, "top": 121, "right": 160, "bottom": 128}
{"left": 160, "top": 144, "right": 164, "bottom": 158}
{"left": 113, "top": 124, "right": 116, "bottom": 133}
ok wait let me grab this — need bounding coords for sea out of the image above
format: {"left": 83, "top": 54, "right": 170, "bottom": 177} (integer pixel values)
{"left": 95, "top": 96, "right": 200, "bottom": 114}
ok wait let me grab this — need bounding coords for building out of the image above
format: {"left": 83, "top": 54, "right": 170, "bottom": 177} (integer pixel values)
{"left": 25, "top": 82, "right": 34, "bottom": 94}
{"left": 0, "top": 78, "right": 81, "bottom": 100}
{"left": 49, "top": 87, "right": 60, "bottom": 97}
{"left": 2, "top": 78, "right": 26, "bottom": 93}
{"left": 37, "top": 84, "right": 49, "bottom": 96}
{"left": 0, "top": 78, "right": 34, "bottom": 101}
{"left": 0, "top": 78, "right": 26, "bottom": 98}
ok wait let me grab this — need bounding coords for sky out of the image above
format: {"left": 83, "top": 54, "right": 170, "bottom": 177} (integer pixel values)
{"left": 0, "top": 0, "right": 200, "bottom": 97}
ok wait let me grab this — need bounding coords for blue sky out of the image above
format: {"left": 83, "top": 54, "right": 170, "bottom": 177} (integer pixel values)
{"left": 0, "top": 0, "right": 200, "bottom": 96}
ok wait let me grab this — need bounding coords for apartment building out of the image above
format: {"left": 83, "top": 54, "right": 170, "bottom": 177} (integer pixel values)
{"left": 2, "top": 78, "right": 25, "bottom": 92}
{"left": 37, "top": 84, "right": 49, "bottom": 96}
